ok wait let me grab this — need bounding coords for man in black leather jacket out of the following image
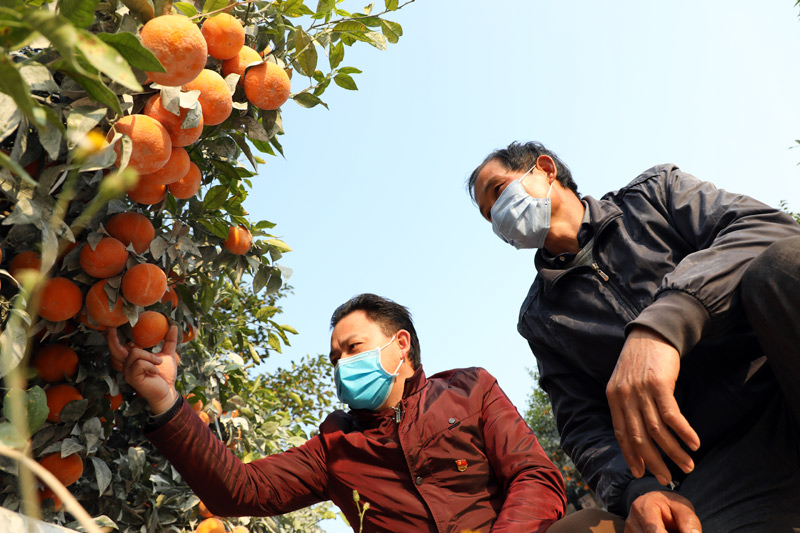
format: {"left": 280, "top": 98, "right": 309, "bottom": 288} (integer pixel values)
{"left": 468, "top": 141, "right": 800, "bottom": 532}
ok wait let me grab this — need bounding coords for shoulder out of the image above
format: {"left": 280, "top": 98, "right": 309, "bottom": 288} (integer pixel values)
{"left": 427, "top": 367, "right": 496, "bottom": 391}
{"left": 318, "top": 409, "right": 356, "bottom": 434}
{"left": 603, "top": 163, "right": 679, "bottom": 200}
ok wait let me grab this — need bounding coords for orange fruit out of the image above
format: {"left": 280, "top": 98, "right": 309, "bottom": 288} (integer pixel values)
{"left": 131, "top": 311, "right": 169, "bottom": 348}
{"left": 85, "top": 279, "right": 128, "bottom": 328}
{"left": 168, "top": 162, "right": 202, "bottom": 199}
{"left": 196, "top": 517, "right": 225, "bottom": 533}
{"left": 185, "top": 393, "right": 203, "bottom": 411}
{"left": 222, "top": 46, "right": 262, "bottom": 85}
{"left": 231, "top": 526, "right": 249, "bottom": 533}
{"left": 39, "top": 277, "right": 83, "bottom": 323}
{"left": 79, "top": 237, "right": 128, "bottom": 278}
{"left": 201, "top": 13, "right": 245, "bottom": 60}
{"left": 105, "top": 212, "right": 155, "bottom": 255}
{"left": 180, "top": 323, "right": 196, "bottom": 343}
{"left": 33, "top": 344, "right": 79, "bottom": 383}
{"left": 9, "top": 250, "right": 41, "bottom": 277}
{"left": 223, "top": 225, "right": 252, "bottom": 255}
{"left": 198, "top": 500, "right": 214, "bottom": 518}
{"left": 38, "top": 452, "right": 84, "bottom": 486}
{"left": 183, "top": 70, "right": 233, "bottom": 126}
{"left": 244, "top": 61, "right": 291, "bottom": 110}
{"left": 45, "top": 384, "right": 83, "bottom": 423}
{"left": 104, "top": 392, "right": 123, "bottom": 411}
{"left": 38, "top": 487, "right": 63, "bottom": 511}
{"left": 140, "top": 15, "right": 208, "bottom": 87}
{"left": 139, "top": 147, "right": 190, "bottom": 186}
{"left": 143, "top": 94, "right": 204, "bottom": 148}
{"left": 121, "top": 263, "right": 167, "bottom": 307}
{"left": 197, "top": 410, "right": 210, "bottom": 424}
{"left": 107, "top": 114, "right": 172, "bottom": 175}
{"left": 161, "top": 285, "right": 179, "bottom": 309}
{"left": 128, "top": 176, "right": 167, "bottom": 205}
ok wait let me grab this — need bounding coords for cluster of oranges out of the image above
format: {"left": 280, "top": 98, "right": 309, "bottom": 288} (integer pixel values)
{"left": 108, "top": 12, "right": 291, "bottom": 212}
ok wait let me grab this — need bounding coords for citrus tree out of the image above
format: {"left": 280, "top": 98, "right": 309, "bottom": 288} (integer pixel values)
{"left": 0, "top": 0, "right": 413, "bottom": 531}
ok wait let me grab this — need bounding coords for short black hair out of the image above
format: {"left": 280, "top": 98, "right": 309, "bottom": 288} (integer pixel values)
{"left": 467, "top": 141, "right": 580, "bottom": 201}
{"left": 330, "top": 293, "right": 421, "bottom": 369}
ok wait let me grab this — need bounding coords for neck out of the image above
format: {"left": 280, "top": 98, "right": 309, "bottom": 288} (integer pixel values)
{"left": 543, "top": 191, "right": 584, "bottom": 255}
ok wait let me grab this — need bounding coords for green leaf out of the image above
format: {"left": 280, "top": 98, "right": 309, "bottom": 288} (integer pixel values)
{"left": 58, "top": 0, "right": 99, "bottom": 28}
{"left": 97, "top": 32, "right": 166, "bottom": 73}
{"left": 256, "top": 306, "right": 279, "bottom": 320}
{"left": 379, "top": 19, "right": 402, "bottom": 44}
{"left": 173, "top": 1, "right": 198, "bottom": 16}
{"left": 0, "top": 422, "right": 26, "bottom": 448}
{"left": 363, "top": 30, "right": 386, "bottom": 50}
{"left": 280, "top": 324, "right": 298, "bottom": 335}
{"left": 76, "top": 31, "right": 142, "bottom": 91}
{"left": 266, "top": 269, "right": 283, "bottom": 295}
{"left": 267, "top": 332, "right": 282, "bottom": 352}
{"left": 293, "top": 28, "right": 318, "bottom": 77}
{"left": 2, "top": 387, "right": 48, "bottom": 434}
{"left": 202, "top": 0, "right": 228, "bottom": 13}
{"left": 66, "top": 107, "right": 106, "bottom": 150}
{"left": 203, "top": 184, "right": 229, "bottom": 211}
{"left": 91, "top": 457, "right": 113, "bottom": 496}
{"left": 293, "top": 92, "right": 327, "bottom": 109}
{"left": 52, "top": 59, "right": 123, "bottom": 116}
{"left": 282, "top": 0, "right": 314, "bottom": 17}
{"left": 333, "top": 72, "right": 357, "bottom": 90}
{"left": 0, "top": 55, "right": 48, "bottom": 128}
{"left": 0, "top": 150, "right": 36, "bottom": 185}
{"left": 22, "top": 8, "right": 83, "bottom": 73}
{"left": 0, "top": 8, "right": 36, "bottom": 50}
{"left": 329, "top": 41, "right": 344, "bottom": 69}
{"left": 384, "top": 0, "right": 398, "bottom": 10}
{"left": 252, "top": 265, "right": 270, "bottom": 293}
{"left": 337, "top": 66, "right": 362, "bottom": 75}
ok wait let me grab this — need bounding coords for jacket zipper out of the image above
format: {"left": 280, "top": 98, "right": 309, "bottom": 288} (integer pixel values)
{"left": 393, "top": 404, "right": 402, "bottom": 423}
{"left": 590, "top": 262, "right": 639, "bottom": 321}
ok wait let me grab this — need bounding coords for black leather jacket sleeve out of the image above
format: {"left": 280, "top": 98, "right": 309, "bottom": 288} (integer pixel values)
{"left": 627, "top": 168, "right": 800, "bottom": 355}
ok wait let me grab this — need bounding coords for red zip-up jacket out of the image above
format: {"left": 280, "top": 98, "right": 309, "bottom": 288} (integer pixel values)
{"left": 145, "top": 366, "right": 566, "bottom": 532}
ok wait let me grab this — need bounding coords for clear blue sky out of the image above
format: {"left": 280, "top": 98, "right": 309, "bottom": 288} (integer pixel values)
{"left": 244, "top": 2, "right": 800, "bottom": 530}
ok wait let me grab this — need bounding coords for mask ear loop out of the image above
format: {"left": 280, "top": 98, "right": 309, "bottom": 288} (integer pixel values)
{"left": 546, "top": 181, "right": 554, "bottom": 199}
{"left": 518, "top": 163, "right": 537, "bottom": 185}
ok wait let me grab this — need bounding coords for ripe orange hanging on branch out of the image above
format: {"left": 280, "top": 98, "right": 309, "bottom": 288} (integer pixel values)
{"left": 143, "top": 94, "right": 204, "bottom": 148}
{"left": 223, "top": 225, "right": 252, "bottom": 255}
{"left": 140, "top": 14, "right": 208, "bottom": 87}
{"left": 201, "top": 13, "right": 245, "bottom": 60}
{"left": 39, "top": 277, "right": 83, "bottom": 323}
{"left": 183, "top": 69, "right": 234, "bottom": 126}
{"left": 9, "top": 250, "right": 41, "bottom": 278}
{"left": 79, "top": 237, "right": 128, "bottom": 278}
{"left": 45, "top": 384, "right": 83, "bottom": 423}
{"left": 128, "top": 174, "right": 167, "bottom": 206}
{"left": 85, "top": 279, "right": 128, "bottom": 328}
{"left": 244, "top": 61, "right": 291, "bottom": 110}
{"left": 131, "top": 310, "right": 169, "bottom": 348}
{"left": 121, "top": 263, "right": 167, "bottom": 307}
{"left": 169, "top": 161, "right": 202, "bottom": 199}
{"left": 222, "top": 46, "right": 262, "bottom": 85}
{"left": 105, "top": 212, "right": 155, "bottom": 254}
{"left": 33, "top": 344, "right": 79, "bottom": 383}
{"left": 38, "top": 452, "right": 84, "bottom": 487}
{"left": 108, "top": 114, "right": 172, "bottom": 175}
{"left": 140, "top": 147, "right": 191, "bottom": 186}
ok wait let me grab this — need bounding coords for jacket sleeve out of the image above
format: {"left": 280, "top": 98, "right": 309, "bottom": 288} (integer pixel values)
{"left": 477, "top": 369, "right": 567, "bottom": 532}
{"left": 145, "top": 400, "right": 328, "bottom": 516}
{"left": 627, "top": 166, "right": 800, "bottom": 355}
{"left": 533, "top": 349, "right": 665, "bottom": 515}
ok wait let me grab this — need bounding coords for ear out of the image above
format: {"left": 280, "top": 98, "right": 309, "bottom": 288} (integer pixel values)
{"left": 536, "top": 155, "right": 558, "bottom": 183}
{"left": 396, "top": 329, "right": 411, "bottom": 360}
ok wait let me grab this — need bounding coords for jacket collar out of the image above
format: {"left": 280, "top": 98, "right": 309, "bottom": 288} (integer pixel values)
{"left": 534, "top": 195, "right": 622, "bottom": 291}
{"left": 351, "top": 365, "right": 428, "bottom": 423}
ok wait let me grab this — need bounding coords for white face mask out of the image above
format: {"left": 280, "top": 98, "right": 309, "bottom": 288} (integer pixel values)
{"left": 490, "top": 165, "right": 553, "bottom": 249}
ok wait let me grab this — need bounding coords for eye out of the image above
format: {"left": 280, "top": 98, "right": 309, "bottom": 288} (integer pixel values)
{"left": 348, "top": 342, "right": 359, "bottom": 352}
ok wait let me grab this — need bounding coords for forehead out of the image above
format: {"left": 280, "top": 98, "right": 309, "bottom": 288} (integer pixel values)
{"left": 330, "top": 310, "right": 383, "bottom": 343}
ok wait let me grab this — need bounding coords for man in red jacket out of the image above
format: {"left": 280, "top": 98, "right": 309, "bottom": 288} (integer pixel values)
{"left": 108, "top": 293, "right": 620, "bottom": 532}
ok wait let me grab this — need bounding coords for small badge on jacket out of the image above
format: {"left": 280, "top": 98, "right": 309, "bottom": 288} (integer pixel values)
{"left": 455, "top": 459, "right": 468, "bottom": 472}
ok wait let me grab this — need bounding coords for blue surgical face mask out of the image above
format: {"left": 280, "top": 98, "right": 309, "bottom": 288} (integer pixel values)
{"left": 490, "top": 165, "right": 553, "bottom": 249}
{"left": 334, "top": 335, "right": 402, "bottom": 410}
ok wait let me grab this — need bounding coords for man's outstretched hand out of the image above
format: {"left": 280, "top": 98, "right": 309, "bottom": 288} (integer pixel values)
{"left": 626, "top": 491, "right": 702, "bottom": 533}
{"left": 106, "top": 325, "right": 180, "bottom": 415}
{"left": 606, "top": 326, "right": 700, "bottom": 485}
